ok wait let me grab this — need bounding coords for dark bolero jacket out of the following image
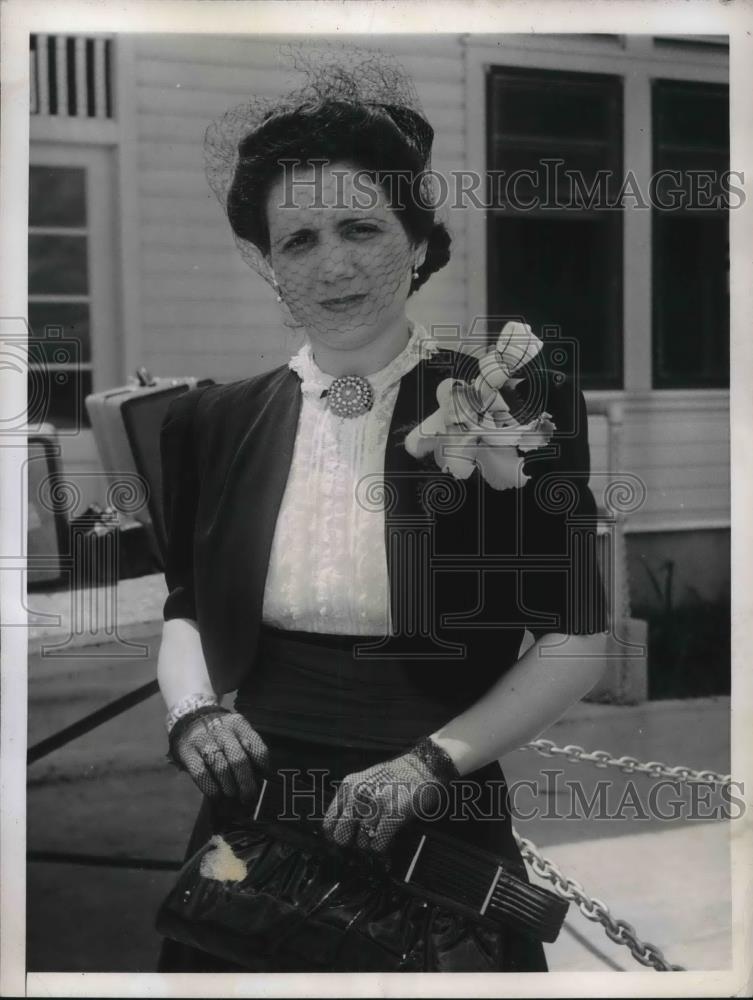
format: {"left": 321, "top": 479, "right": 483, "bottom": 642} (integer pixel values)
{"left": 160, "top": 347, "right": 609, "bottom": 708}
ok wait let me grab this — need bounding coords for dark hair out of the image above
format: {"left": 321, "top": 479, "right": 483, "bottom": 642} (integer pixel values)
{"left": 226, "top": 100, "right": 451, "bottom": 293}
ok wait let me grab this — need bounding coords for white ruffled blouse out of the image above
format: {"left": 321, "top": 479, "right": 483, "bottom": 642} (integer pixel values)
{"left": 261, "top": 322, "right": 439, "bottom": 636}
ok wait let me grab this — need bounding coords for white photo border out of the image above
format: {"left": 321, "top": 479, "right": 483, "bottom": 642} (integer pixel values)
{"left": 2, "top": 1, "right": 751, "bottom": 997}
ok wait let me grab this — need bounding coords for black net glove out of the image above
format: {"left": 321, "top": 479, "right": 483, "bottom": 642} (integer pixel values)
{"left": 168, "top": 709, "right": 270, "bottom": 803}
{"left": 321, "top": 738, "right": 460, "bottom": 856}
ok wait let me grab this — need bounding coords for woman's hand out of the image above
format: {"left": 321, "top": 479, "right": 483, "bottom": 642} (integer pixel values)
{"left": 322, "top": 739, "right": 459, "bottom": 855}
{"left": 169, "top": 710, "right": 270, "bottom": 803}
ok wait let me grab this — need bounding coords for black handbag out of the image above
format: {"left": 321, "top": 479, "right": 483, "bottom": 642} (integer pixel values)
{"left": 156, "top": 779, "right": 568, "bottom": 972}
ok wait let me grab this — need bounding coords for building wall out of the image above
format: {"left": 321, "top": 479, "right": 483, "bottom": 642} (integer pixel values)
{"left": 30, "top": 33, "right": 731, "bottom": 543}
{"left": 126, "top": 34, "right": 729, "bottom": 537}
{"left": 131, "top": 34, "right": 469, "bottom": 379}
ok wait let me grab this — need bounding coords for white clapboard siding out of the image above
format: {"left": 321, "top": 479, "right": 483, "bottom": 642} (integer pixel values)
{"left": 140, "top": 113, "right": 224, "bottom": 143}
{"left": 141, "top": 350, "right": 290, "bottom": 380}
{"left": 136, "top": 116, "right": 465, "bottom": 170}
{"left": 138, "top": 51, "right": 464, "bottom": 89}
{"left": 623, "top": 442, "right": 729, "bottom": 468}
{"left": 133, "top": 34, "right": 468, "bottom": 384}
{"left": 142, "top": 326, "right": 293, "bottom": 354}
{"left": 139, "top": 108, "right": 470, "bottom": 161}
{"left": 586, "top": 398, "right": 729, "bottom": 530}
{"left": 136, "top": 84, "right": 295, "bottom": 118}
{"left": 142, "top": 240, "right": 237, "bottom": 266}
{"left": 140, "top": 197, "right": 229, "bottom": 228}
{"left": 137, "top": 80, "right": 463, "bottom": 118}
{"left": 141, "top": 169, "right": 210, "bottom": 198}
{"left": 140, "top": 222, "right": 239, "bottom": 252}
{"left": 143, "top": 273, "right": 279, "bottom": 304}
{"left": 134, "top": 34, "right": 464, "bottom": 79}
{"left": 143, "top": 248, "right": 250, "bottom": 277}
{"left": 143, "top": 298, "right": 281, "bottom": 330}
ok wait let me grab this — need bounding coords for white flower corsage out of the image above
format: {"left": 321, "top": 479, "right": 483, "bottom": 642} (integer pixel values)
{"left": 404, "top": 322, "right": 556, "bottom": 491}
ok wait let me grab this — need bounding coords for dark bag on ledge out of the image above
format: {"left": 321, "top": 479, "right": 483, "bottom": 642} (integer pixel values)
{"left": 85, "top": 369, "right": 215, "bottom": 567}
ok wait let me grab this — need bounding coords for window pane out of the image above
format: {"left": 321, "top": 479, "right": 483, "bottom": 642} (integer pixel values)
{"left": 487, "top": 67, "right": 623, "bottom": 389}
{"left": 653, "top": 79, "right": 729, "bottom": 389}
{"left": 28, "top": 302, "right": 91, "bottom": 362}
{"left": 653, "top": 215, "right": 729, "bottom": 388}
{"left": 27, "top": 365, "right": 92, "bottom": 429}
{"left": 28, "top": 234, "right": 88, "bottom": 295}
{"left": 29, "top": 166, "right": 87, "bottom": 227}
{"left": 28, "top": 336, "right": 81, "bottom": 369}
{"left": 651, "top": 149, "right": 730, "bottom": 209}
{"left": 489, "top": 143, "right": 623, "bottom": 207}
{"left": 488, "top": 215, "right": 622, "bottom": 388}
{"left": 490, "top": 72, "right": 617, "bottom": 142}
{"left": 653, "top": 81, "right": 728, "bottom": 151}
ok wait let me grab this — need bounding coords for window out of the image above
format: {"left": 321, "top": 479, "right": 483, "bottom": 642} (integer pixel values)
{"left": 28, "top": 164, "right": 92, "bottom": 427}
{"left": 28, "top": 146, "right": 120, "bottom": 428}
{"left": 29, "top": 33, "right": 119, "bottom": 433}
{"left": 486, "top": 66, "right": 623, "bottom": 390}
{"left": 652, "top": 79, "right": 729, "bottom": 389}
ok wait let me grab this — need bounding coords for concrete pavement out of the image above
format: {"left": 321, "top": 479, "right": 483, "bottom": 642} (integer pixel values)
{"left": 533, "top": 821, "right": 731, "bottom": 971}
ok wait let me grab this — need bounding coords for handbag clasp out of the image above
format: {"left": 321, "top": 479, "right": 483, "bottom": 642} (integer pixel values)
{"left": 403, "top": 833, "right": 426, "bottom": 883}
{"left": 479, "top": 864, "right": 503, "bottom": 916}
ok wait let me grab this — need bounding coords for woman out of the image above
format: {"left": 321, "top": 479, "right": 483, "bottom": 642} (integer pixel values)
{"left": 156, "top": 52, "right": 608, "bottom": 973}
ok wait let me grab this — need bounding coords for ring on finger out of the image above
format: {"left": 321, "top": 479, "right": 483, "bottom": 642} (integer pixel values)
{"left": 200, "top": 745, "right": 226, "bottom": 770}
{"left": 361, "top": 816, "right": 380, "bottom": 839}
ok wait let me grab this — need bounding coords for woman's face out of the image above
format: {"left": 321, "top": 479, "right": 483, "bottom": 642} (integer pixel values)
{"left": 265, "top": 161, "right": 419, "bottom": 348}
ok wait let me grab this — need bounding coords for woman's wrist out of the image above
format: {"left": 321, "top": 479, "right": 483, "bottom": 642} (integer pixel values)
{"left": 165, "top": 691, "right": 219, "bottom": 735}
{"left": 410, "top": 735, "right": 462, "bottom": 784}
{"left": 166, "top": 703, "right": 231, "bottom": 768}
{"left": 424, "top": 732, "right": 480, "bottom": 778}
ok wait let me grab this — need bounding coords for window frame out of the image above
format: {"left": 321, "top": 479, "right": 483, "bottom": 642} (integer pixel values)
{"left": 485, "top": 63, "right": 625, "bottom": 390}
{"left": 463, "top": 32, "right": 730, "bottom": 403}
{"left": 651, "top": 77, "right": 730, "bottom": 390}
{"left": 28, "top": 143, "right": 121, "bottom": 431}
{"left": 28, "top": 34, "right": 139, "bottom": 480}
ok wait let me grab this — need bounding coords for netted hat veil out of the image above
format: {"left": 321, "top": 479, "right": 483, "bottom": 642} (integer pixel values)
{"left": 204, "top": 45, "right": 438, "bottom": 288}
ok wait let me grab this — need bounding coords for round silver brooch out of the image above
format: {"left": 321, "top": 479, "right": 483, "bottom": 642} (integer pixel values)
{"left": 326, "top": 375, "right": 375, "bottom": 418}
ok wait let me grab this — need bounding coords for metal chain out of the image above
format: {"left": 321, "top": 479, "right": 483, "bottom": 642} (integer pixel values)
{"left": 513, "top": 830, "right": 685, "bottom": 972}
{"left": 520, "top": 738, "right": 731, "bottom": 787}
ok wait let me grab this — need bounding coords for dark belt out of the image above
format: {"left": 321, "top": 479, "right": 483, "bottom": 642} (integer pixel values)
{"left": 241, "top": 775, "right": 569, "bottom": 944}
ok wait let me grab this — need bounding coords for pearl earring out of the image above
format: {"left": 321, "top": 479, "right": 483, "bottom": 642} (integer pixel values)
{"left": 412, "top": 266, "right": 420, "bottom": 280}
{"left": 272, "top": 279, "right": 282, "bottom": 303}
